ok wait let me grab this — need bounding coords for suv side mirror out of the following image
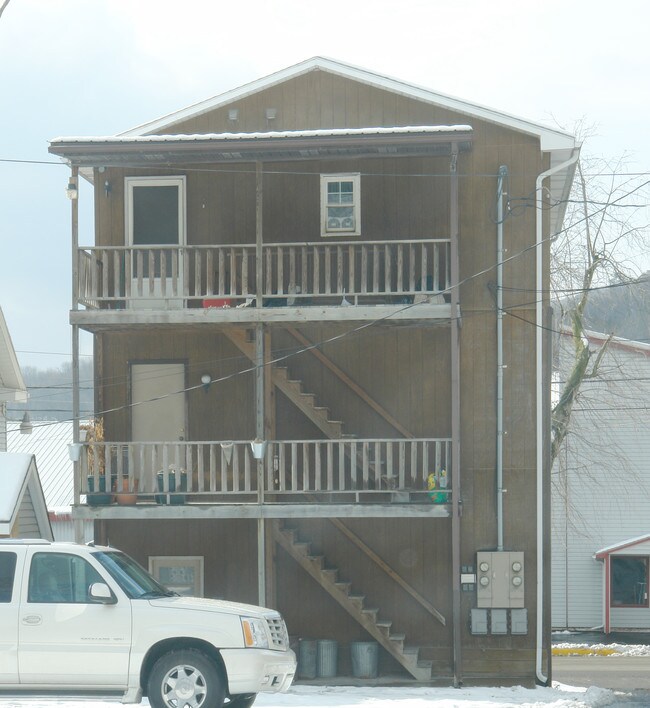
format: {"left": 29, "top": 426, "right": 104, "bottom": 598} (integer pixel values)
{"left": 89, "top": 582, "right": 117, "bottom": 605}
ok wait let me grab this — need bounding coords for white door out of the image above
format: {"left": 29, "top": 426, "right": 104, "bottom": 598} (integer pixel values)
{"left": 126, "top": 176, "right": 186, "bottom": 309}
{"left": 18, "top": 551, "right": 131, "bottom": 686}
{"left": 131, "top": 363, "right": 187, "bottom": 490}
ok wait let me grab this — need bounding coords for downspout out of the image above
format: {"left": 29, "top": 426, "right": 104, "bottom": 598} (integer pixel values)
{"left": 535, "top": 149, "right": 579, "bottom": 684}
{"left": 496, "top": 166, "right": 507, "bottom": 552}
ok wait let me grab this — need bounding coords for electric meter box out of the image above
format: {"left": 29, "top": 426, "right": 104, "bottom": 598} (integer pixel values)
{"left": 476, "top": 551, "right": 525, "bottom": 608}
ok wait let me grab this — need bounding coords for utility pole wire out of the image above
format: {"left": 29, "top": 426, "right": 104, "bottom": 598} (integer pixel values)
{"left": 0, "top": 0, "right": 11, "bottom": 20}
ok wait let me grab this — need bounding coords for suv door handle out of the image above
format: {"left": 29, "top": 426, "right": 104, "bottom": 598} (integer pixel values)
{"left": 22, "top": 615, "right": 43, "bottom": 625}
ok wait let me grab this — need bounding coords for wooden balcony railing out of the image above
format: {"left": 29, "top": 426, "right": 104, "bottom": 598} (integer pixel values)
{"left": 77, "top": 438, "right": 452, "bottom": 505}
{"left": 75, "top": 240, "right": 451, "bottom": 308}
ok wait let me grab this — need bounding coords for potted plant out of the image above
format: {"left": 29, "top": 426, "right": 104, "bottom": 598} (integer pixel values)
{"left": 155, "top": 467, "right": 187, "bottom": 505}
{"left": 81, "top": 418, "right": 114, "bottom": 505}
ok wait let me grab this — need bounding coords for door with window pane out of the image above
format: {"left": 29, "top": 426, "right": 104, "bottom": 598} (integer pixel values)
{"left": 126, "top": 176, "right": 186, "bottom": 308}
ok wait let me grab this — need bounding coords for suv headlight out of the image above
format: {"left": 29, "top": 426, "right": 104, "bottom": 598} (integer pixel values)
{"left": 241, "top": 617, "right": 270, "bottom": 648}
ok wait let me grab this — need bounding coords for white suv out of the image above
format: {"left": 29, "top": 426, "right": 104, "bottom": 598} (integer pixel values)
{"left": 0, "top": 540, "right": 296, "bottom": 708}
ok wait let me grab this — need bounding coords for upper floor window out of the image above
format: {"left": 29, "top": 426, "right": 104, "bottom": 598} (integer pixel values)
{"left": 321, "top": 174, "right": 360, "bottom": 237}
{"left": 126, "top": 176, "right": 186, "bottom": 249}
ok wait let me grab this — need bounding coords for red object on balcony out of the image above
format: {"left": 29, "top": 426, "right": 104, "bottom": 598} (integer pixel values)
{"left": 203, "top": 298, "right": 232, "bottom": 308}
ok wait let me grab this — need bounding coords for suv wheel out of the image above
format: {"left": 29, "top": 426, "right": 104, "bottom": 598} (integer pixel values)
{"left": 148, "top": 649, "right": 225, "bottom": 708}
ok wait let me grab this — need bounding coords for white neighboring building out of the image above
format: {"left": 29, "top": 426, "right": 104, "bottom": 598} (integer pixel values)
{"left": 0, "top": 453, "right": 53, "bottom": 540}
{"left": 552, "top": 329, "right": 650, "bottom": 632}
{"left": 0, "top": 307, "right": 27, "bottom": 451}
{"left": 7, "top": 421, "right": 93, "bottom": 542}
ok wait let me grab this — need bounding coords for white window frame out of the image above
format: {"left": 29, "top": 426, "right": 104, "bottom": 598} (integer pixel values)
{"left": 125, "top": 175, "right": 187, "bottom": 248}
{"left": 149, "top": 556, "right": 204, "bottom": 597}
{"left": 320, "top": 173, "right": 361, "bottom": 237}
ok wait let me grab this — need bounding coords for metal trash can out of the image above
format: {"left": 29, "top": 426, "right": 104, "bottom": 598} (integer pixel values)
{"left": 297, "top": 639, "right": 317, "bottom": 679}
{"left": 350, "top": 641, "right": 379, "bottom": 678}
{"left": 316, "top": 639, "right": 338, "bottom": 678}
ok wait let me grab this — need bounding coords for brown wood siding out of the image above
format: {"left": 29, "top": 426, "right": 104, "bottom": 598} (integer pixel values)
{"left": 89, "top": 69, "right": 552, "bottom": 682}
{"left": 103, "top": 516, "right": 453, "bottom": 678}
{"left": 100, "top": 325, "right": 450, "bottom": 444}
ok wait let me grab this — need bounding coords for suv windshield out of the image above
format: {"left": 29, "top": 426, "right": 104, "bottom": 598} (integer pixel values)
{"left": 93, "top": 550, "right": 177, "bottom": 599}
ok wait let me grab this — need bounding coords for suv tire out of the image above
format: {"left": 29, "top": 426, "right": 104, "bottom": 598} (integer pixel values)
{"left": 148, "top": 649, "right": 225, "bottom": 708}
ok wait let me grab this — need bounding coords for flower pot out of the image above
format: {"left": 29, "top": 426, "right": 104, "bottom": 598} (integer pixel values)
{"left": 86, "top": 475, "right": 114, "bottom": 506}
{"left": 155, "top": 471, "right": 187, "bottom": 505}
{"left": 116, "top": 478, "right": 139, "bottom": 506}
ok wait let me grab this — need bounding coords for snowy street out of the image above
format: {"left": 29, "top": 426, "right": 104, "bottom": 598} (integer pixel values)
{"left": 0, "top": 684, "right": 628, "bottom": 708}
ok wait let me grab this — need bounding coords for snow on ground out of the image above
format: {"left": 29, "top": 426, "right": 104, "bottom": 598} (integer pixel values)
{"left": 553, "top": 642, "right": 650, "bottom": 657}
{"left": 0, "top": 684, "right": 619, "bottom": 708}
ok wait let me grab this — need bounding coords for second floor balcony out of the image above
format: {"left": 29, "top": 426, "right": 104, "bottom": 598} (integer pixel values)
{"left": 72, "top": 437, "right": 452, "bottom": 519}
{"left": 74, "top": 238, "right": 452, "bottom": 325}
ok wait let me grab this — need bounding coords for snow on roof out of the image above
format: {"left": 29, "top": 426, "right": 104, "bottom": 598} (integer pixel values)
{"left": 0, "top": 452, "right": 33, "bottom": 523}
{"left": 7, "top": 421, "right": 73, "bottom": 509}
{"left": 558, "top": 325, "right": 650, "bottom": 358}
{"left": 594, "top": 533, "right": 650, "bottom": 558}
{"left": 50, "top": 124, "right": 472, "bottom": 145}
{"left": 120, "top": 56, "right": 575, "bottom": 152}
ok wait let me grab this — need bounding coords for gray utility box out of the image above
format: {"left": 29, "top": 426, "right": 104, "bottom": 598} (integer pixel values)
{"left": 476, "top": 551, "right": 525, "bottom": 608}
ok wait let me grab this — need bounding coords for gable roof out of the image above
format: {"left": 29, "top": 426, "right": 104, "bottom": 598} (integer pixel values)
{"left": 122, "top": 56, "right": 575, "bottom": 153}
{"left": 595, "top": 533, "right": 650, "bottom": 558}
{"left": 0, "top": 307, "right": 27, "bottom": 403}
{"left": 0, "top": 452, "right": 53, "bottom": 539}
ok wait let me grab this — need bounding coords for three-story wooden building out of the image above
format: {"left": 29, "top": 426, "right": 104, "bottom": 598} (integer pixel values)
{"left": 50, "top": 57, "right": 577, "bottom": 686}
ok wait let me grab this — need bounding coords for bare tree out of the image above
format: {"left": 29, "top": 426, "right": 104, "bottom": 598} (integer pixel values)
{"left": 550, "top": 131, "right": 649, "bottom": 464}
{"left": 0, "top": 1, "right": 11, "bottom": 20}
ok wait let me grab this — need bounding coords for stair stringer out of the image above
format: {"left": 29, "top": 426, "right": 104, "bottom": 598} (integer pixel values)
{"left": 225, "top": 329, "right": 347, "bottom": 439}
{"left": 273, "top": 524, "right": 432, "bottom": 681}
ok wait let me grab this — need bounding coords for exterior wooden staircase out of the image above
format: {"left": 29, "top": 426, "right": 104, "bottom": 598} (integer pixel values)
{"left": 225, "top": 329, "right": 349, "bottom": 439}
{"left": 273, "top": 524, "right": 434, "bottom": 681}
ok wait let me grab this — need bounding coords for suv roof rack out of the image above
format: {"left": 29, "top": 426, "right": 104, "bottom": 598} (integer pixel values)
{"left": 0, "top": 539, "right": 52, "bottom": 545}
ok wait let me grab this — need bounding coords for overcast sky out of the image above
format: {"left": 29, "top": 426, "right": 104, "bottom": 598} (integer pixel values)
{"left": 1, "top": 0, "right": 649, "bottom": 370}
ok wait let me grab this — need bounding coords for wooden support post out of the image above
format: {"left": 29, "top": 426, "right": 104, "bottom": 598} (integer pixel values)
{"left": 256, "top": 162, "right": 263, "bottom": 309}
{"left": 449, "top": 144, "right": 462, "bottom": 687}
{"left": 255, "top": 159, "right": 266, "bottom": 604}
{"left": 264, "top": 329, "right": 277, "bottom": 608}
{"left": 70, "top": 166, "right": 83, "bottom": 542}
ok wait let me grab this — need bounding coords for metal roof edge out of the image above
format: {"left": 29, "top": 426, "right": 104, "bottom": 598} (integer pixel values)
{"left": 120, "top": 56, "right": 576, "bottom": 152}
{"left": 594, "top": 533, "right": 650, "bottom": 558}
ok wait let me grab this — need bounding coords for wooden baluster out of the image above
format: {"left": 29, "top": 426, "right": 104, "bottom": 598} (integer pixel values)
{"left": 314, "top": 442, "right": 321, "bottom": 491}
{"left": 291, "top": 442, "right": 298, "bottom": 492}
{"left": 313, "top": 247, "right": 320, "bottom": 295}
{"left": 325, "top": 246, "right": 331, "bottom": 295}
{"left": 373, "top": 245, "right": 379, "bottom": 292}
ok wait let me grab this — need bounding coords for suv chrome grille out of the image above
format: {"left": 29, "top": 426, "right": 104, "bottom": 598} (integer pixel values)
{"left": 266, "top": 615, "right": 289, "bottom": 650}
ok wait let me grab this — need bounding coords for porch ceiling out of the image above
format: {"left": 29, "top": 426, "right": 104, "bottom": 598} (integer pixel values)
{"left": 49, "top": 126, "right": 473, "bottom": 167}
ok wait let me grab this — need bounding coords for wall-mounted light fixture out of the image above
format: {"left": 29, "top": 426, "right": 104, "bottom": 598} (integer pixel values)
{"left": 250, "top": 439, "right": 266, "bottom": 460}
{"left": 228, "top": 108, "right": 239, "bottom": 122}
{"left": 104, "top": 180, "right": 111, "bottom": 197}
{"left": 201, "top": 373, "right": 212, "bottom": 392}
{"left": 65, "top": 180, "right": 78, "bottom": 200}
{"left": 19, "top": 411, "right": 33, "bottom": 435}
